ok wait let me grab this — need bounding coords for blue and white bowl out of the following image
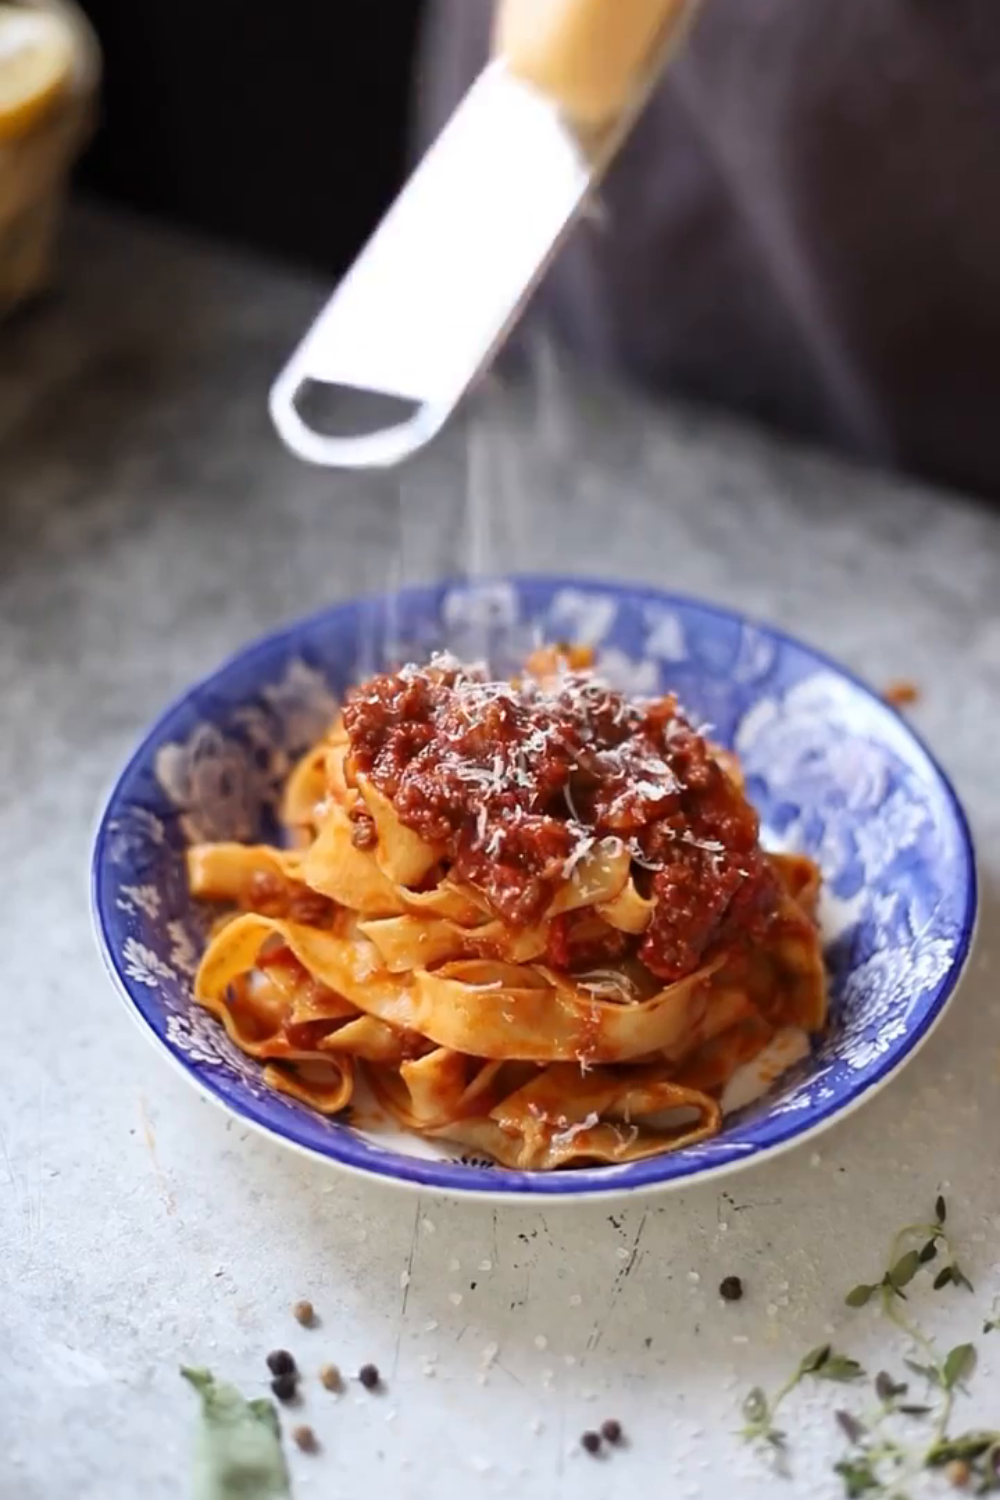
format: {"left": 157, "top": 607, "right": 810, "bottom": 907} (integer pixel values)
{"left": 91, "top": 578, "right": 977, "bottom": 1200}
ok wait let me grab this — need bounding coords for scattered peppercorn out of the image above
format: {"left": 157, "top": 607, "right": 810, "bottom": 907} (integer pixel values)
{"left": 292, "top": 1425, "right": 319, "bottom": 1454}
{"left": 293, "top": 1299, "right": 316, "bottom": 1327}
{"left": 319, "top": 1363, "right": 342, "bottom": 1392}
{"left": 266, "top": 1350, "right": 296, "bottom": 1377}
{"left": 946, "top": 1460, "right": 971, "bottom": 1490}
{"left": 270, "top": 1372, "right": 299, "bottom": 1404}
{"left": 358, "top": 1363, "right": 381, "bottom": 1391}
{"left": 719, "top": 1276, "right": 744, "bottom": 1302}
{"left": 581, "top": 1431, "right": 602, "bottom": 1456}
{"left": 600, "top": 1419, "right": 623, "bottom": 1445}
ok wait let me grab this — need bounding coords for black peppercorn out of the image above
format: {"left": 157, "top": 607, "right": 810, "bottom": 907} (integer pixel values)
{"left": 270, "top": 1371, "right": 299, "bottom": 1403}
{"left": 581, "top": 1431, "right": 602, "bottom": 1455}
{"left": 600, "top": 1419, "right": 623, "bottom": 1445}
{"left": 719, "top": 1275, "right": 744, "bottom": 1302}
{"left": 266, "top": 1350, "right": 296, "bottom": 1377}
{"left": 358, "top": 1363, "right": 380, "bottom": 1390}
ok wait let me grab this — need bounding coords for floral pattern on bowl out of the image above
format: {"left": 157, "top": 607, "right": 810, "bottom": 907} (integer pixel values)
{"left": 91, "top": 577, "right": 977, "bottom": 1199}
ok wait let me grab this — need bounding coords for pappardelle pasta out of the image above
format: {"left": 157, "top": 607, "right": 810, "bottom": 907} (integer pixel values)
{"left": 188, "top": 646, "right": 826, "bottom": 1171}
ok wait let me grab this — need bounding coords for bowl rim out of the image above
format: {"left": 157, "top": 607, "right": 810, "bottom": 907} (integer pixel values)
{"left": 90, "top": 574, "right": 979, "bottom": 1201}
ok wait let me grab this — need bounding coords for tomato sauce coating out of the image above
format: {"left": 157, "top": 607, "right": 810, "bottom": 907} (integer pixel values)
{"left": 343, "top": 655, "right": 778, "bottom": 981}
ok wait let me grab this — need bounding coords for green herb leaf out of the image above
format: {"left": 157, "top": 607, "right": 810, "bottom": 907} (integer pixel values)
{"left": 918, "top": 1239, "right": 938, "bottom": 1264}
{"left": 952, "top": 1263, "right": 975, "bottom": 1293}
{"left": 925, "top": 1432, "right": 995, "bottom": 1467}
{"left": 933, "top": 1266, "right": 954, "bottom": 1290}
{"left": 889, "top": 1250, "right": 922, "bottom": 1291}
{"left": 845, "top": 1284, "right": 875, "bottom": 1308}
{"left": 874, "top": 1371, "right": 907, "bottom": 1403}
{"left": 181, "top": 1367, "right": 291, "bottom": 1500}
{"left": 817, "top": 1354, "right": 866, "bottom": 1384}
{"left": 799, "top": 1344, "right": 832, "bottom": 1375}
{"left": 742, "top": 1387, "right": 768, "bottom": 1426}
{"left": 766, "top": 1430, "right": 787, "bottom": 1449}
{"left": 943, "top": 1343, "right": 977, "bottom": 1391}
{"left": 835, "top": 1410, "right": 866, "bottom": 1444}
{"left": 904, "top": 1358, "right": 942, "bottom": 1387}
{"left": 935, "top": 1194, "right": 947, "bottom": 1224}
{"left": 834, "top": 1456, "right": 881, "bottom": 1497}
{"left": 897, "top": 1404, "right": 933, "bottom": 1417}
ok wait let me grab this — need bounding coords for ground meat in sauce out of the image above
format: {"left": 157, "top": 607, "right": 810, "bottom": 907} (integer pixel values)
{"left": 342, "top": 656, "right": 780, "bottom": 981}
{"left": 350, "top": 809, "right": 378, "bottom": 850}
{"left": 247, "top": 871, "right": 334, "bottom": 927}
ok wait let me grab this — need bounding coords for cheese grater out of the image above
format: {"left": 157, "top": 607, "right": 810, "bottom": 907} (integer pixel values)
{"left": 270, "top": 2, "right": 701, "bottom": 470}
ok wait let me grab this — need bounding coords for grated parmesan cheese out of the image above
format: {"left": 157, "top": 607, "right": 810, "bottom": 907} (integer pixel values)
{"left": 551, "top": 1111, "right": 600, "bottom": 1148}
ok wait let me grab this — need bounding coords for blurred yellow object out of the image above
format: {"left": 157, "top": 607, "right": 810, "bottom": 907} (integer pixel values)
{"left": 0, "top": 5, "right": 74, "bottom": 143}
{"left": 495, "top": 0, "right": 692, "bottom": 126}
{"left": 0, "top": 1, "right": 99, "bottom": 319}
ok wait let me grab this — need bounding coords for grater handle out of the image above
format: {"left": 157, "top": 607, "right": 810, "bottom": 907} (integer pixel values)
{"left": 269, "top": 367, "right": 448, "bottom": 471}
{"left": 268, "top": 61, "right": 594, "bottom": 472}
{"left": 270, "top": 4, "right": 703, "bottom": 472}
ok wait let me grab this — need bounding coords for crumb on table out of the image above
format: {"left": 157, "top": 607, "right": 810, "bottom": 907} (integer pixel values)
{"left": 882, "top": 679, "right": 920, "bottom": 707}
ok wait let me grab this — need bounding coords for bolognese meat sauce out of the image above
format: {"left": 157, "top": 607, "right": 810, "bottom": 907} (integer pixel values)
{"left": 343, "top": 654, "right": 779, "bottom": 982}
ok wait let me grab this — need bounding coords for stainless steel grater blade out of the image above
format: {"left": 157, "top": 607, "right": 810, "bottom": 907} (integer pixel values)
{"left": 270, "top": 4, "right": 701, "bottom": 470}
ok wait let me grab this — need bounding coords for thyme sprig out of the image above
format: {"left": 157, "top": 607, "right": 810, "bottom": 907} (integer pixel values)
{"left": 741, "top": 1344, "right": 865, "bottom": 1456}
{"left": 740, "top": 1198, "right": 1000, "bottom": 1495}
{"left": 845, "top": 1194, "right": 973, "bottom": 1318}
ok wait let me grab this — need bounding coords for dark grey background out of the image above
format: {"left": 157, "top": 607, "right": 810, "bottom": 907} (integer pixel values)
{"left": 77, "top": 0, "right": 425, "bottom": 276}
